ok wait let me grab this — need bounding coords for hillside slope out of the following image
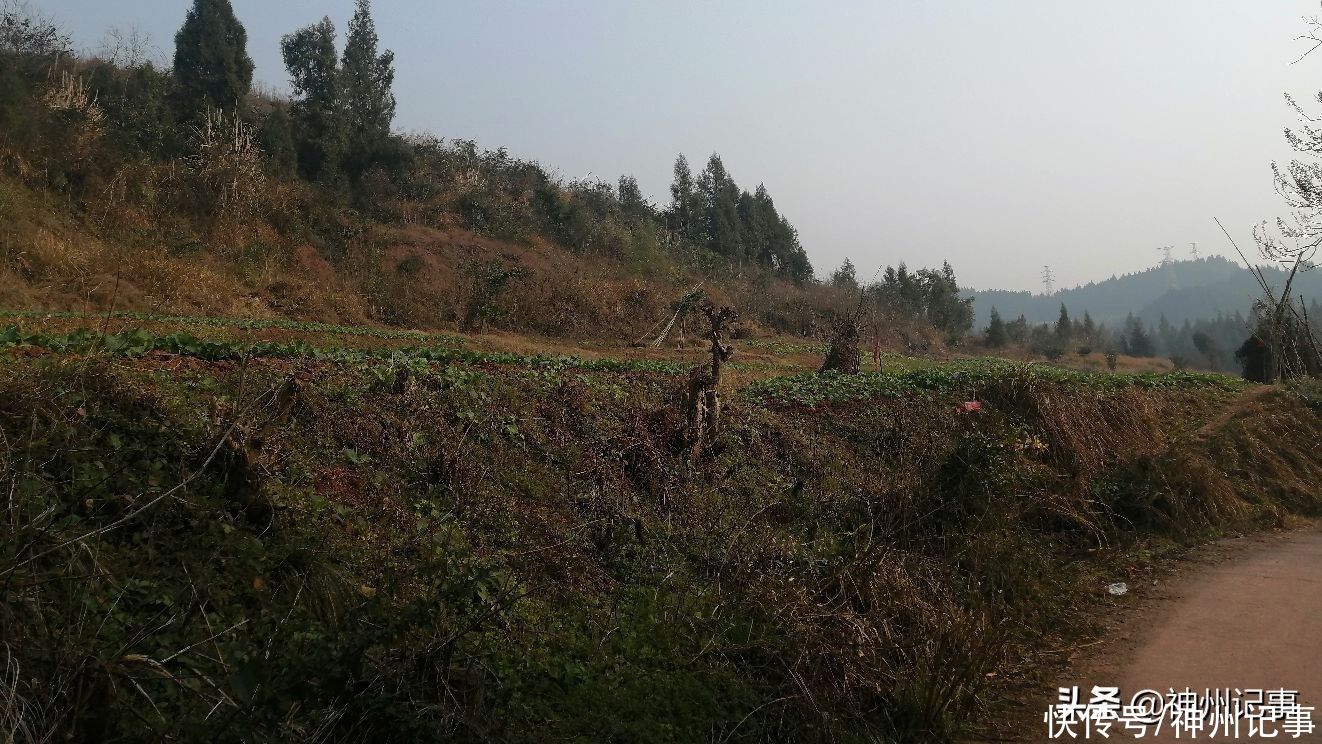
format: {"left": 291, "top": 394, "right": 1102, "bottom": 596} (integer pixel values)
{"left": 0, "top": 10, "right": 843, "bottom": 346}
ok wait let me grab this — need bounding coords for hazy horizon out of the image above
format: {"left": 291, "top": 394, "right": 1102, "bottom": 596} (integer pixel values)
{"left": 45, "top": 0, "right": 1322, "bottom": 292}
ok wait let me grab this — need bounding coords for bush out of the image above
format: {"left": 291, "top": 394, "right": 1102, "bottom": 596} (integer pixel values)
{"left": 395, "top": 253, "right": 424, "bottom": 276}
{"left": 461, "top": 260, "right": 529, "bottom": 332}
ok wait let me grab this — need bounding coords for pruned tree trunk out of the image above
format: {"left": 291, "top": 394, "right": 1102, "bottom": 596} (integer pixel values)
{"left": 679, "top": 302, "right": 737, "bottom": 457}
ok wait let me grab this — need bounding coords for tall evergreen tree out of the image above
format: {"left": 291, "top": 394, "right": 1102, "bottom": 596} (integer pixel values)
{"left": 1123, "top": 315, "right": 1155, "bottom": 357}
{"left": 778, "top": 217, "right": 812, "bottom": 282}
{"left": 698, "top": 154, "right": 744, "bottom": 261}
{"left": 281, "top": 18, "right": 342, "bottom": 181}
{"left": 745, "top": 184, "right": 774, "bottom": 266}
{"left": 668, "top": 155, "right": 703, "bottom": 243}
{"left": 172, "top": 0, "right": 254, "bottom": 116}
{"left": 923, "top": 262, "right": 974, "bottom": 335}
{"left": 339, "top": 0, "right": 395, "bottom": 179}
{"left": 986, "top": 307, "right": 1008, "bottom": 347}
{"left": 736, "top": 189, "right": 763, "bottom": 261}
{"left": 1055, "top": 303, "right": 1072, "bottom": 341}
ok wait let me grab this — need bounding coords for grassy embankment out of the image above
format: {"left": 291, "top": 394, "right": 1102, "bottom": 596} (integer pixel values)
{"left": 1, "top": 317, "right": 1318, "bottom": 742}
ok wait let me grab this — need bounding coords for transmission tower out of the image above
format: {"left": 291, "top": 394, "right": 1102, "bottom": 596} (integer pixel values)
{"left": 1189, "top": 242, "right": 1199, "bottom": 259}
{"left": 1041, "top": 265, "right": 1055, "bottom": 296}
{"left": 1158, "top": 245, "right": 1174, "bottom": 266}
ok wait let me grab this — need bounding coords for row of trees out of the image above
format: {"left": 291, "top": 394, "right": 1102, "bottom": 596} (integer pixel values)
{"left": 666, "top": 154, "right": 813, "bottom": 281}
{"left": 0, "top": 0, "right": 819, "bottom": 287}
{"left": 826, "top": 259, "right": 975, "bottom": 338}
{"left": 984, "top": 305, "right": 1104, "bottom": 352}
{"left": 172, "top": 0, "right": 397, "bottom": 183}
{"left": 870, "top": 262, "right": 974, "bottom": 337}
{"left": 171, "top": 0, "right": 813, "bottom": 276}
{"left": 277, "top": 2, "right": 396, "bottom": 182}
{"left": 173, "top": 0, "right": 814, "bottom": 278}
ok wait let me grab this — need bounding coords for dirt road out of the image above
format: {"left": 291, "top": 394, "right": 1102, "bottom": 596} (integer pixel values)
{"left": 1049, "top": 528, "right": 1322, "bottom": 741}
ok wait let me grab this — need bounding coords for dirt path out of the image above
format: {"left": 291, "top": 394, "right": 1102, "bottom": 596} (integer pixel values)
{"left": 1018, "top": 528, "right": 1322, "bottom": 742}
{"left": 1190, "top": 384, "right": 1278, "bottom": 443}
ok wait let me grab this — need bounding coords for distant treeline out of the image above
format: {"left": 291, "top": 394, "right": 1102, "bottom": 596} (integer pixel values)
{"left": 827, "top": 259, "right": 974, "bottom": 340}
{"left": 964, "top": 256, "right": 1322, "bottom": 329}
{"left": 981, "top": 300, "right": 1322, "bottom": 372}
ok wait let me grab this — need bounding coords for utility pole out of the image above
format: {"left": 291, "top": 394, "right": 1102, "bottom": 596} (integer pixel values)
{"left": 1041, "top": 265, "right": 1055, "bottom": 296}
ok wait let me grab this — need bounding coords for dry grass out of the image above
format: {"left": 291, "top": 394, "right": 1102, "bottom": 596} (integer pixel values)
{"left": 0, "top": 336, "right": 1313, "bottom": 741}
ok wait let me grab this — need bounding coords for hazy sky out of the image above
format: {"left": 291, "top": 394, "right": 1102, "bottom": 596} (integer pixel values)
{"left": 43, "top": 1, "right": 1322, "bottom": 290}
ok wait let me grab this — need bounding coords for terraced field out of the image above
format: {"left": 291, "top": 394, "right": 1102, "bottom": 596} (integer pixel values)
{"left": 1, "top": 312, "right": 1314, "bottom": 743}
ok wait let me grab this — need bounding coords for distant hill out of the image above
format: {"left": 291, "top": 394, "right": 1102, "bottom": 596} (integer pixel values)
{"left": 964, "top": 256, "right": 1322, "bottom": 330}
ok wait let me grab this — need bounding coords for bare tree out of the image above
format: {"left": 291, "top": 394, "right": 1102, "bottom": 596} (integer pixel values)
{"left": 1213, "top": 18, "right": 1322, "bottom": 382}
{"left": 1291, "top": 4, "right": 1322, "bottom": 64}
{"left": 96, "top": 26, "right": 162, "bottom": 67}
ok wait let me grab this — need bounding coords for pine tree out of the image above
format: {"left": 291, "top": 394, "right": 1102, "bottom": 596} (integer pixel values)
{"left": 745, "top": 184, "right": 774, "bottom": 266}
{"left": 1055, "top": 303, "right": 1072, "bottom": 341}
{"left": 172, "top": 0, "right": 254, "bottom": 117}
{"left": 668, "top": 154, "right": 703, "bottom": 243}
{"left": 1124, "top": 315, "right": 1155, "bottom": 357}
{"left": 736, "top": 189, "right": 763, "bottom": 261}
{"left": 698, "top": 154, "right": 744, "bottom": 261}
{"left": 831, "top": 258, "right": 858, "bottom": 289}
{"left": 986, "top": 307, "right": 1008, "bottom": 347}
{"left": 339, "top": 0, "right": 395, "bottom": 179}
{"left": 776, "top": 216, "right": 812, "bottom": 282}
{"left": 281, "top": 18, "right": 342, "bottom": 181}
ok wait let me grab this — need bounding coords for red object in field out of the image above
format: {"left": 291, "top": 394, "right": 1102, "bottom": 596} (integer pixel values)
{"left": 957, "top": 401, "right": 982, "bottom": 414}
